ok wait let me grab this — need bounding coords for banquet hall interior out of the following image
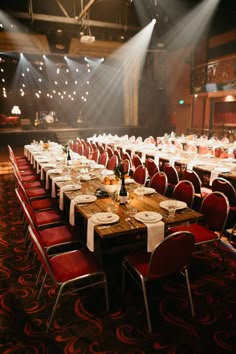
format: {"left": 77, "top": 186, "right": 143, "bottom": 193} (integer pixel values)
{"left": 0, "top": 0, "right": 236, "bottom": 353}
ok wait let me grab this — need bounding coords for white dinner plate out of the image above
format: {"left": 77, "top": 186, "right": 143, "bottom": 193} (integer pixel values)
{"left": 91, "top": 164, "right": 104, "bottom": 169}
{"left": 63, "top": 184, "right": 81, "bottom": 191}
{"left": 124, "top": 178, "right": 135, "bottom": 184}
{"left": 91, "top": 212, "right": 119, "bottom": 224}
{"left": 74, "top": 195, "right": 97, "bottom": 203}
{"left": 79, "top": 175, "right": 91, "bottom": 181}
{"left": 135, "top": 211, "right": 162, "bottom": 223}
{"left": 101, "top": 170, "right": 114, "bottom": 176}
{"left": 159, "top": 200, "right": 187, "bottom": 210}
{"left": 214, "top": 167, "right": 231, "bottom": 173}
{"left": 134, "top": 187, "right": 156, "bottom": 195}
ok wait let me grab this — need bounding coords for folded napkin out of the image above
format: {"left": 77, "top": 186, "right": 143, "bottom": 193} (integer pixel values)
{"left": 86, "top": 217, "right": 99, "bottom": 252}
{"left": 144, "top": 221, "right": 165, "bottom": 252}
{"left": 46, "top": 169, "right": 62, "bottom": 189}
{"left": 51, "top": 176, "right": 70, "bottom": 198}
{"left": 59, "top": 184, "right": 80, "bottom": 210}
{"left": 40, "top": 164, "right": 56, "bottom": 181}
{"left": 69, "top": 198, "right": 78, "bottom": 226}
{"left": 87, "top": 213, "right": 119, "bottom": 252}
{"left": 209, "top": 170, "right": 219, "bottom": 186}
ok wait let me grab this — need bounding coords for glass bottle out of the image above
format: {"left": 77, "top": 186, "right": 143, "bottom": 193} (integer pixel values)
{"left": 119, "top": 177, "right": 127, "bottom": 205}
{"left": 66, "top": 148, "right": 72, "bottom": 166}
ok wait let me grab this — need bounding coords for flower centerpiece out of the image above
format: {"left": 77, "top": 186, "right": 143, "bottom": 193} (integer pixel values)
{"left": 114, "top": 163, "right": 128, "bottom": 204}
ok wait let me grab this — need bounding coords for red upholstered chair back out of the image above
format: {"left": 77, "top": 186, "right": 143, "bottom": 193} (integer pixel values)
{"left": 183, "top": 169, "right": 202, "bottom": 194}
{"left": 133, "top": 165, "right": 147, "bottom": 185}
{"left": 106, "top": 146, "right": 114, "bottom": 159}
{"left": 97, "top": 143, "right": 105, "bottom": 154}
{"left": 28, "top": 225, "right": 56, "bottom": 281}
{"left": 148, "top": 172, "right": 168, "bottom": 195}
{"left": 212, "top": 177, "right": 236, "bottom": 207}
{"left": 77, "top": 143, "right": 84, "bottom": 156}
{"left": 90, "top": 149, "right": 100, "bottom": 163}
{"left": 147, "top": 231, "right": 195, "bottom": 279}
{"left": 113, "top": 149, "right": 121, "bottom": 163}
{"left": 163, "top": 163, "right": 179, "bottom": 186}
{"left": 98, "top": 152, "right": 108, "bottom": 166}
{"left": 83, "top": 145, "right": 91, "bottom": 158}
{"left": 172, "top": 180, "right": 195, "bottom": 208}
{"left": 214, "top": 147, "right": 223, "bottom": 158}
{"left": 107, "top": 155, "right": 118, "bottom": 170}
{"left": 145, "top": 158, "right": 159, "bottom": 178}
{"left": 121, "top": 159, "right": 131, "bottom": 174}
{"left": 132, "top": 154, "right": 143, "bottom": 169}
{"left": 200, "top": 191, "right": 229, "bottom": 232}
{"left": 15, "top": 188, "right": 35, "bottom": 228}
{"left": 122, "top": 152, "right": 131, "bottom": 162}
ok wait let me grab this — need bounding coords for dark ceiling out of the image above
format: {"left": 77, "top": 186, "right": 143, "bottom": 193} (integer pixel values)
{"left": 1, "top": 0, "right": 235, "bottom": 42}
{"left": 0, "top": 0, "right": 236, "bottom": 55}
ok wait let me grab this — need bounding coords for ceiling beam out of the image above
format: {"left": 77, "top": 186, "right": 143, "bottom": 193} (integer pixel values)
{"left": 77, "top": 0, "right": 97, "bottom": 20}
{"left": 10, "top": 11, "right": 140, "bottom": 31}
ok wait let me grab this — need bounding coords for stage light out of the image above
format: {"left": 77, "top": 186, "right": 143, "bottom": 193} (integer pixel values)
{"left": 11, "top": 105, "right": 21, "bottom": 115}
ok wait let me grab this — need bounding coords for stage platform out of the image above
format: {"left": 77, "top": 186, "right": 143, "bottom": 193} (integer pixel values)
{"left": 0, "top": 124, "right": 147, "bottom": 148}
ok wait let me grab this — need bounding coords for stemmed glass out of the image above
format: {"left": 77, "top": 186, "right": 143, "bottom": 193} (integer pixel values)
{"left": 167, "top": 199, "right": 177, "bottom": 218}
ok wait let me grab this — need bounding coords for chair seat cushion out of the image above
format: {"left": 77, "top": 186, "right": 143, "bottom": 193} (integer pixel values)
{"left": 20, "top": 170, "right": 36, "bottom": 176}
{"left": 21, "top": 175, "right": 38, "bottom": 182}
{"left": 23, "top": 181, "right": 42, "bottom": 188}
{"left": 26, "top": 188, "right": 48, "bottom": 198}
{"left": 50, "top": 249, "right": 101, "bottom": 282}
{"left": 34, "top": 209, "right": 62, "bottom": 226}
{"left": 31, "top": 198, "right": 58, "bottom": 211}
{"left": 168, "top": 223, "right": 218, "bottom": 244}
{"left": 124, "top": 251, "right": 151, "bottom": 278}
{"left": 40, "top": 225, "right": 78, "bottom": 246}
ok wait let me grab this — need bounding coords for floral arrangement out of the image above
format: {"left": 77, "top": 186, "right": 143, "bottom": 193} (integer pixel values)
{"left": 114, "top": 164, "right": 127, "bottom": 180}
{"left": 62, "top": 141, "right": 70, "bottom": 153}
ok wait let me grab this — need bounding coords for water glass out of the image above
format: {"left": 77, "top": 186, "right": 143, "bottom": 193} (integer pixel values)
{"left": 167, "top": 199, "right": 177, "bottom": 218}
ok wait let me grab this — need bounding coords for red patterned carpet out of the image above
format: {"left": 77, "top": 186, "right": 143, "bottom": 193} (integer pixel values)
{"left": 0, "top": 173, "right": 236, "bottom": 354}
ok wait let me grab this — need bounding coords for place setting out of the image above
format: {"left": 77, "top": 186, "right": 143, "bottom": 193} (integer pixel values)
{"left": 133, "top": 210, "right": 165, "bottom": 252}
{"left": 69, "top": 194, "right": 98, "bottom": 226}
{"left": 87, "top": 212, "right": 120, "bottom": 252}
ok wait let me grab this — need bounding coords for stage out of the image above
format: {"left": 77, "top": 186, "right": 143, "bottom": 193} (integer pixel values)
{"left": 0, "top": 124, "right": 147, "bottom": 148}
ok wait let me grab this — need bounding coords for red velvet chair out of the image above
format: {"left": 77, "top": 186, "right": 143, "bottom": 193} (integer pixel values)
{"left": 98, "top": 152, "right": 108, "bottom": 166}
{"left": 148, "top": 171, "right": 168, "bottom": 195}
{"left": 28, "top": 225, "right": 109, "bottom": 332}
{"left": 168, "top": 192, "right": 230, "bottom": 262}
{"left": 145, "top": 158, "right": 159, "bottom": 179}
{"left": 107, "top": 155, "right": 118, "bottom": 170}
{"left": 172, "top": 180, "right": 195, "bottom": 208}
{"left": 133, "top": 165, "right": 147, "bottom": 185}
{"left": 132, "top": 154, "right": 143, "bottom": 169}
{"left": 90, "top": 148, "right": 100, "bottom": 163}
{"left": 183, "top": 169, "right": 212, "bottom": 210}
{"left": 163, "top": 163, "right": 179, "bottom": 196}
{"left": 211, "top": 177, "right": 236, "bottom": 239}
{"left": 106, "top": 145, "right": 114, "bottom": 159}
{"left": 122, "top": 231, "right": 195, "bottom": 332}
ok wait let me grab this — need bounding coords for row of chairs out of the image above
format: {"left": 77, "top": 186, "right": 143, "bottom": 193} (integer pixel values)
{"left": 9, "top": 145, "right": 234, "bottom": 333}
{"left": 9, "top": 145, "right": 109, "bottom": 332}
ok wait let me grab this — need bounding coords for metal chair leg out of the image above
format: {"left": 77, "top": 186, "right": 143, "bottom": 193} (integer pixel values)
{"left": 46, "top": 284, "right": 64, "bottom": 332}
{"left": 141, "top": 279, "right": 152, "bottom": 333}
{"left": 37, "top": 272, "right": 47, "bottom": 300}
{"left": 184, "top": 268, "right": 195, "bottom": 318}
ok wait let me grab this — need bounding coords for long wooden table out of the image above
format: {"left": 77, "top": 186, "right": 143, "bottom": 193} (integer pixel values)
{"left": 26, "top": 145, "right": 202, "bottom": 269}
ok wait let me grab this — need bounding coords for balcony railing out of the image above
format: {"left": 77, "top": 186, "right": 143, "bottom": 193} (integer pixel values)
{"left": 191, "top": 55, "right": 236, "bottom": 94}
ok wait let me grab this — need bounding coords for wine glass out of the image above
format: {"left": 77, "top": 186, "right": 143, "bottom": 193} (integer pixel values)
{"left": 167, "top": 199, "right": 177, "bottom": 218}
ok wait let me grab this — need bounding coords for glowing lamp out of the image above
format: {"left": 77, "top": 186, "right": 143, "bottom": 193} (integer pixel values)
{"left": 11, "top": 105, "right": 21, "bottom": 115}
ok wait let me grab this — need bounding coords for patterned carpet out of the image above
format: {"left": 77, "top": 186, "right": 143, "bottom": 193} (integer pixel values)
{"left": 0, "top": 173, "right": 236, "bottom": 354}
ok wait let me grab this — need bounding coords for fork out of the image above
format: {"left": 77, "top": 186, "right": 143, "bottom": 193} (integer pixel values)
{"left": 125, "top": 217, "right": 134, "bottom": 229}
